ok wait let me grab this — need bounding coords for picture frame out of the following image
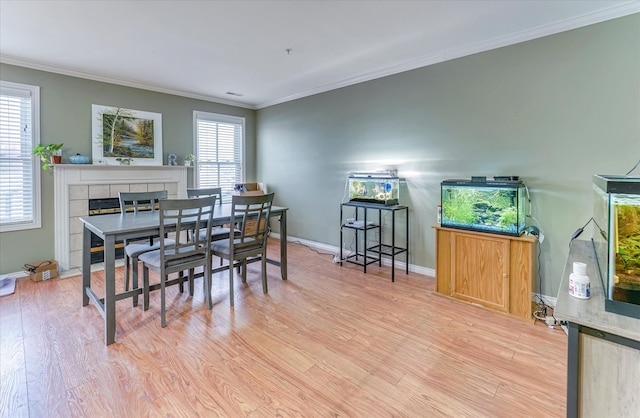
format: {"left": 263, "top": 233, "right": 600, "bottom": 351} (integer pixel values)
{"left": 92, "top": 104, "right": 163, "bottom": 165}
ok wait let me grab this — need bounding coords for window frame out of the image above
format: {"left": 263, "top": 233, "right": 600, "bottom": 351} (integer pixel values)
{"left": 0, "top": 80, "right": 41, "bottom": 232}
{"left": 192, "top": 111, "right": 246, "bottom": 203}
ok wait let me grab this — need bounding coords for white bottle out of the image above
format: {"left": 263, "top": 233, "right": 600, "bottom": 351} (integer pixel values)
{"left": 437, "top": 205, "right": 442, "bottom": 224}
{"left": 569, "top": 262, "right": 590, "bottom": 299}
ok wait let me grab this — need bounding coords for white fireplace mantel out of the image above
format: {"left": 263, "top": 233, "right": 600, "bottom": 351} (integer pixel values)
{"left": 54, "top": 165, "right": 188, "bottom": 271}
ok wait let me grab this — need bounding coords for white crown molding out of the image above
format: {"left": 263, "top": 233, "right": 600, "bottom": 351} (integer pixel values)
{"left": 2, "top": 3, "right": 638, "bottom": 110}
{"left": 444, "top": 2, "right": 640, "bottom": 62}
{"left": 256, "top": 52, "right": 446, "bottom": 109}
{"left": 257, "top": 3, "right": 640, "bottom": 109}
{"left": 0, "top": 55, "right": 257, "bottom": 110}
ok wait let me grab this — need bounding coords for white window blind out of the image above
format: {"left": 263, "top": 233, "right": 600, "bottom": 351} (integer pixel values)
{"left": 194, "top": 111, "right": 244, "bottom": 202}
{"left": 0, "top": 81, "right": 41, "bottom": 232}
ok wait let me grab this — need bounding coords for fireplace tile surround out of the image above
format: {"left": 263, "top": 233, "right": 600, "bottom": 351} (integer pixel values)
{"left": 54, "top": 165, "right": 188, "bottom": 271}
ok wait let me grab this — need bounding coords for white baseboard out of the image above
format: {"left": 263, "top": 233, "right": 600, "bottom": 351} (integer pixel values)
{"left": 272, "top": 232, "right": 436, "bottom": 278}
{"left": 532, "top": 293, "right": 557, "bottom": 308}
{"left": 4, "top": 259, "right": 126, "bottom": 280}
{"left": 1, "top": 271, "right": 29, "bottom": 280}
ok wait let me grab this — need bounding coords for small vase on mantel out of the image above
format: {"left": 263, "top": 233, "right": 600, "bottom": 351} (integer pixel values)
{"left": 184, "top": 154, "right": 196, "bottom": 167}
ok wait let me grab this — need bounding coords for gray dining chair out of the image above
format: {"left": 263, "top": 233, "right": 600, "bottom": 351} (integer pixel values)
{"left": 186, "top": 187, "right": 229, "bottom": 239}
{"left": 118, "top": 190, "right": 175, "bottom": 301}
{"left": 187, "top": 187, "right": 241, "bottom": 265}
{"left": 138, "top": 195, "right": 216, "bottom": 327}
{"left": 186, "top": 187, "right": 223, "bottom": 202}
{"left": 211, "top": 192, "right": 274, "bottom": 306}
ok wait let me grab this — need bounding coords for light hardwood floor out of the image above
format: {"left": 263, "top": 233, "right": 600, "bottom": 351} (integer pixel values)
{"left": 1, "top": 239, "right": 567, "bottom": 417}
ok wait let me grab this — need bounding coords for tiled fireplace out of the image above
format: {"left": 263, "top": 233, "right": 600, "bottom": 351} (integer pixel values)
{"left": 54, "top": 165, "right": 188, "bottom": 271}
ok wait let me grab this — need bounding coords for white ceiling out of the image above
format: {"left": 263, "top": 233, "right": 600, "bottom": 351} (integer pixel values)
{"left": 1, "top": 1, "right": 638, "bottom": 109}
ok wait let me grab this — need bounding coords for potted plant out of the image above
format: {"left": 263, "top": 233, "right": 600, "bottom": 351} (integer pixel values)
{"left": 184, "top": 154, "right": 196, "bottom": 167}
{"left": 32, "top": 143, "right": 63, "bottom": 170}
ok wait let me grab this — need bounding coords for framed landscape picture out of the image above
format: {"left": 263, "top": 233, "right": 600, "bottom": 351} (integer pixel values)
{"left": 92, "top": 104, "right": 163, "bottom": 165}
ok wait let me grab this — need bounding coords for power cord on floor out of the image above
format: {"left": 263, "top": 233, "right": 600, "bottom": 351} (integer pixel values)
{"left": 531, "top": 234, "right": 565, "bottom": 330}
{"left": 290, "top": 240, "right": 335, "bottom": 258}
{"left": 525, "top": 184, "right": 561, "bottom": 329}
{"left": 289, "top": 239, "right": 355, "bottom": 264}
{"left": 533, "top": 305, "right": 564, "bottom": 330}
{"left": 333, "top": 235, "right": 357, "bottom": 263}
{"left": 533, "top": 293, "right": 565, "bottom": 330}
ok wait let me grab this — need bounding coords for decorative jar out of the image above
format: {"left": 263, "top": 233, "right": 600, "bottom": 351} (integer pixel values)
{"left": 69, "top": 153, "right": 90, "bottom": 164}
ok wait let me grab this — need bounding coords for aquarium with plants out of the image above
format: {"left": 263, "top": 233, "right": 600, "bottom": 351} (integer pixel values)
{"left": 441, "top": 178, "right": 526, "bottom": 236}
{"left": 592, "top": 175, "right": 640, "bottom": 319}
{"left": 348, "top": 172, "right": 399, "bottom": 206}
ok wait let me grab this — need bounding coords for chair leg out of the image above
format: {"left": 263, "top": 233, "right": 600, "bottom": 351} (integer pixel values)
{"left": 132, "top": 256, "right": 139, "bottom": 307}
{"left": 205, "top": 259, "right": 213, "bottom": 310}
{"left": 124, "top": 254, "right": 131, "bottom": 291}
{"left": 241, "top": 259, "right": 247, "bottom": 284}
{"left": 161, "top": 273, "right": 167, "bottom": 328}
{"left": 228, "top": 262, "right": 234, "bottom": 307}
{"left": 143, "top": 266, "right": 150, "bottom": 311}
{"left": 178, "top": 270, "right": 185, "bottom": 293}
{"left": 261, "top": 254, "right": 268, "bottom": 293}
{"left": 188, "top": 268, "right": 195, "bottom": 296}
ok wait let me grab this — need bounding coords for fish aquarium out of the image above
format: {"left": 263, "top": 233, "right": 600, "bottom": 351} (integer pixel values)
{"left": 348, "top": 172, "right": 399, "bottom": 206}
{"left": 441, "top": 178, "right": 526, "bottom": 236}
{"left": 592, "top": 174, "right": 640, "bottom": 320}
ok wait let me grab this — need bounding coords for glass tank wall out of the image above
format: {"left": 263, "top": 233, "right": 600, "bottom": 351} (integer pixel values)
{"left": 348, "top": 173, "right": 399, "bottom": 206}
{"left": 592, "top": 175, "right": 640, "bottom": 319}
{"left": 441, "top": 179, "right": 526, "bottom": 236}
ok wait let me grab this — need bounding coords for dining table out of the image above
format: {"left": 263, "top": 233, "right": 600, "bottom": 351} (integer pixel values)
{"left": 79, "top": 204, "right": 289, "bottom": 345}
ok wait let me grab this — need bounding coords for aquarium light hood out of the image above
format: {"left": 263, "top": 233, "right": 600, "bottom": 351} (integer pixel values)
{"left": 349, "top": 170, "right": 398, "bottom": 179}
{"left": 593, "top": 174, "right": 640, "bottom": 194}
{"left": 444, "top": 176, "right": 523, "bottom": 186}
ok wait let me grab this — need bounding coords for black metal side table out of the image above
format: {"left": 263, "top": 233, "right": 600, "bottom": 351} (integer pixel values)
{"left": 339, "top": 201, "right": 409, "bottom": 282}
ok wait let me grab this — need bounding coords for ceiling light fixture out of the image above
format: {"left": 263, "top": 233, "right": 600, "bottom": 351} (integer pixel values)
{"left": 226, "top": 92, "right": 243, "bottom": 97}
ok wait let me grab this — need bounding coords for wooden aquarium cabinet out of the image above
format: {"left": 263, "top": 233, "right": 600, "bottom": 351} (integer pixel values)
{"left": 433, "top": 226, "right": 536, "bottom": 320}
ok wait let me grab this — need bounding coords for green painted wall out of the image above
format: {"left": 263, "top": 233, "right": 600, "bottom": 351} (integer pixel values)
{"left": 0, "top": 64, "right": 256, "bottom": 274}
{"left": 256, "top": 14, "right": 640, "bottom": 297}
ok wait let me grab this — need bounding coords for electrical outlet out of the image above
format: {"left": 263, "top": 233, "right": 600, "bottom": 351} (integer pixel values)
{"left": 545, "top": 316, "right": 558, "bottom": 326}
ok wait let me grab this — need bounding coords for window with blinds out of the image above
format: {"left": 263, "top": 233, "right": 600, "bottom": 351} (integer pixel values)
{"left": 194, "top": 111, "right": 245, "bottom": 202}
{"left": 0, "top": 81, "right": 41, "bottom": 232}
